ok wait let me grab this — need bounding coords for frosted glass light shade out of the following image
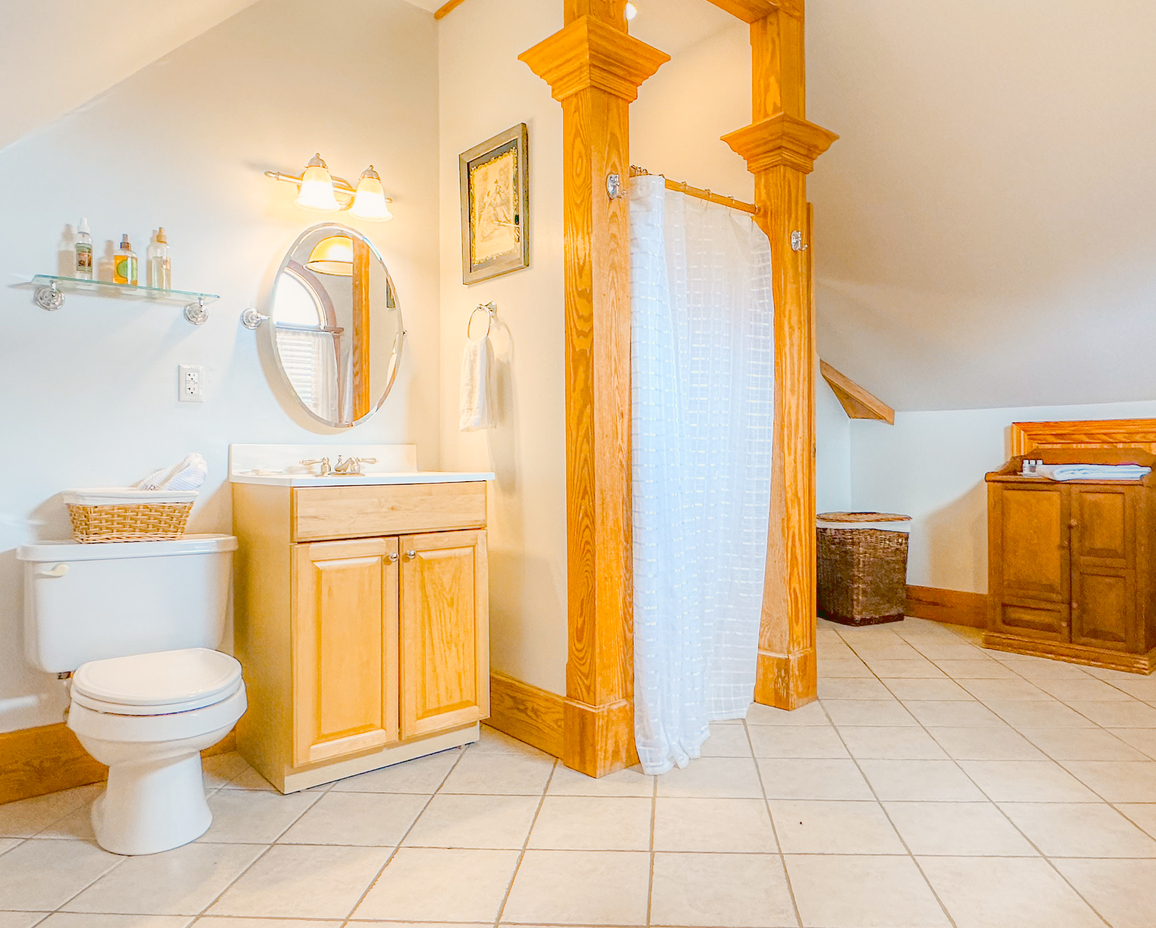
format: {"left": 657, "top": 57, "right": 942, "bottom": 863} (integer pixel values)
{"left": 305, "top": 235, "right": 355, "bottom": 276}
{"left": 296, "top": 154, "right": 341, "bottom": 211}
{"left": 625, "top": 1, "right": 638, "bottom": 21}
{"left": 350, "top": 166, "right": 393, "bottom": 221}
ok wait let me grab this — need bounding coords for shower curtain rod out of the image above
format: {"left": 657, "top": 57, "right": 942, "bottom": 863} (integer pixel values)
{"left": 629, "top": 165, "right": 757, "bottom": 216}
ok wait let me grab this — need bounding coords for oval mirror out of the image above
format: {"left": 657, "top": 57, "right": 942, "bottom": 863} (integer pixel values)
{"left": 269, "top": 223, "right": 403, "bottom": 428}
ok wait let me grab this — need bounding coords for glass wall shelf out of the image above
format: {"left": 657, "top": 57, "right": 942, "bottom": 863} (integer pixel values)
{"left": 31, "top": 275, "right": 220, "bottom": 325}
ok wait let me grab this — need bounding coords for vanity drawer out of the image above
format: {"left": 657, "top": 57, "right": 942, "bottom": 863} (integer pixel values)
{"left": 293, "top": 482, "right": 487, "bottom": 541}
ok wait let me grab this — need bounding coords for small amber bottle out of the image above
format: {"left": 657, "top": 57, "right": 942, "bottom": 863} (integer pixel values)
{"left": 113, "top": 234, "right": 138, "bottom": 286}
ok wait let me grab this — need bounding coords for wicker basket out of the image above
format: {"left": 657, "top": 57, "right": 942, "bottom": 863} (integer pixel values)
{"left": 63, "top": 489, "right": 196, "bottom": 543}
{"left": 816, "top": 512, "right": 911, "bottom": 627}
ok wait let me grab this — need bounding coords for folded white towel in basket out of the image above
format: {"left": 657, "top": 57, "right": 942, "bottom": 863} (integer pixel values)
{"left": 135, "top": 453, "right": 209, "bottom": 491}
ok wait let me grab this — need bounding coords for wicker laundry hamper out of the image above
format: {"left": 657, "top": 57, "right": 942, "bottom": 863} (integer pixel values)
{"left": 817, "top": 512, "right": 912, "bottom": 626}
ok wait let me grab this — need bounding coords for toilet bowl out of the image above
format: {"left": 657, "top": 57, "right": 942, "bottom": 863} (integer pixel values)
{"left": 17, "top": 534, "right": 244, "bottom": 856}
{"left": 68, "top": 648, "right": 246, "bottom": 855}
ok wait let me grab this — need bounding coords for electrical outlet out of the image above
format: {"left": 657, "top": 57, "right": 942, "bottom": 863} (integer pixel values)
{"left": 179, "top": 364, "right": 203, "bottom": 403}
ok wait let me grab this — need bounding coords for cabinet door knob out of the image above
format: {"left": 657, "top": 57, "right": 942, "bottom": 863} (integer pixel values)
{"left": 387, "top": 552, "right": 398, "bottom": 563}
{"left": 406, "top": 550, "right": 417, "bottom": 560}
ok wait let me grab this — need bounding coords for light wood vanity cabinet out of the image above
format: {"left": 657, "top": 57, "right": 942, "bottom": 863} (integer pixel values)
{"left": 984, "top": 451, "right": 1156, "bottom": 674}
{"left": 233, "top": 480, "right": 489, "bottom": 792}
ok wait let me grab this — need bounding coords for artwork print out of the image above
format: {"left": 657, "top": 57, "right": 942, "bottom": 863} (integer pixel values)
{"left": 460, "top": 124, "right": 529, "bottom": 284}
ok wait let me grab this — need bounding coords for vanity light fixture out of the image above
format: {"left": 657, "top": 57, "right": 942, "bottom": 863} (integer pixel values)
{"left": 305, "top": 234, "right": 355, "bottom": 276}
{"left": 265, "top": 154, "right": 394, "bottom": 221}
{"left": 624, "top": 1, "right": 639, "bottom": 21}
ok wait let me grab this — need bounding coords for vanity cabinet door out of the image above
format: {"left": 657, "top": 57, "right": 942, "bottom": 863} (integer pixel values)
{"left": 399, "top": 530, "right": 489, "bottom": 738}
{"left": 293, "top": 537, "right": 399, "bottom": 766}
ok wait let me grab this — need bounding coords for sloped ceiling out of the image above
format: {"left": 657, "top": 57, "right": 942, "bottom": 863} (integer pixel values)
{"left": 0, "top": 0, "right": 265, "bottom": 153}
{"left": 805, "top": 0, "right": 1156, "bottom": 411}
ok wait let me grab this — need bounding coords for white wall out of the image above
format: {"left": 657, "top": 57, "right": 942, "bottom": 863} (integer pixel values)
{"left": 850, "top": 400, "right": 1156, "bottom": 595}
{"left": 438, "top": 0, "right": 569, "bottom": 695}
{"left": 0, "top": 0, "right": 441, "bottom": 732}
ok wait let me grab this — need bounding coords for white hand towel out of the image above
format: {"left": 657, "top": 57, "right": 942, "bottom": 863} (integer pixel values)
{"left": 460, "top": 335, "right": 497, "bottom": 431}
{"left": 135, "top": 453, "right": 209, "bottom": 491}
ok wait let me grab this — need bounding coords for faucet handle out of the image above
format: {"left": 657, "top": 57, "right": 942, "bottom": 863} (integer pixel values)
{"left": 360, "top": 458, "right": 377, "bottom": 465}
{"left": 300, "top": 457, "right": 331, "bottom": 476}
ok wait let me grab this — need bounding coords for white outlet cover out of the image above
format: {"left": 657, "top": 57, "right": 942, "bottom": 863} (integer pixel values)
{"left": 179, "top": 364, "right": 203, "bottom": 403}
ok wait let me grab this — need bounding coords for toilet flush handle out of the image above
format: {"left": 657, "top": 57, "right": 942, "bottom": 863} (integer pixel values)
{"left": 38, "top": 564, "right": 68, "bottom": 578}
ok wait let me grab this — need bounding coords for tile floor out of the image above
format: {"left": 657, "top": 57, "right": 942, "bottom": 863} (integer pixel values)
{"left": 6, "top": 617, "right": 1156, "bottom": 927}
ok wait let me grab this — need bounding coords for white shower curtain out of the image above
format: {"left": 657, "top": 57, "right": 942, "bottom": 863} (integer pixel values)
{"left": 631, "top": 173, "right": 775, "bottom": 775}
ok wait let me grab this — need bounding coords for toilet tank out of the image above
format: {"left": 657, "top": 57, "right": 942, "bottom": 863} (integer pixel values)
{"left": 17, "top": 534, "right": 238, "bottom": 673}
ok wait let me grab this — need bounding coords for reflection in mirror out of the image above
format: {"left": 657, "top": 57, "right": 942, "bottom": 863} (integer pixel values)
{"left": 269, "top": 223, "right": 403, "bottom": 428}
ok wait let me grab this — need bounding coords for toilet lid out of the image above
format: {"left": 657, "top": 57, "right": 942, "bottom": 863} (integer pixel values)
{"left": 72, "top": 648, "right": 242, "bottom": 711}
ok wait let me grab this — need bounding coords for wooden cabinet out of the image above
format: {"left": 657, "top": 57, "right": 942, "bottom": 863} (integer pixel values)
{"left": 233, "top": 480, "right": 490, "bottom": 792}
{"left": 984, "top": 452, "right": 1156, "bottom": 673}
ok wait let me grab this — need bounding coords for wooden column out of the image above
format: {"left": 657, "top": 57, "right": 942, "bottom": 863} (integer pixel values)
{"left": 722, "top": 3, "right": 837, "bottom": 709}
{"left": 520, "top": 6, "right": 667, "bottom": 776}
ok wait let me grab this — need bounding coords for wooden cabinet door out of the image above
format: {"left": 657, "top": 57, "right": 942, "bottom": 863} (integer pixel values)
{"left": 399, "top": 530, "right": 489, "bottom": 738}
{"left": 292, "top": 537, "right": 399, "bottom": 765}
{"left": 989, "top": 482, "right": 1070, "bottom": 640}
{"left": 1070, "top": 486, "right": 1139, "bottom": 651}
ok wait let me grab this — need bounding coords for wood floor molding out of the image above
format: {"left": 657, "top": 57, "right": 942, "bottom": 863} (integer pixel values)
{"left": 905, "top": 584, "right": 989, "bottom": 629}
{"left": 0, "top": 723, "right": 237, "bottom": 806}
{"left": 487, "top": 672, "right": 566, "bottom": 759}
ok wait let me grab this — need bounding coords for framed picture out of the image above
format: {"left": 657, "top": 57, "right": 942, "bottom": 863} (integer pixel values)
{"left": 460, "top": 123, "right": 529, "bottom": 284}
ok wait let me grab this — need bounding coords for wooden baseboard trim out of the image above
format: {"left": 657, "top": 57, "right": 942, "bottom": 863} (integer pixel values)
{"left": 754, "top": 648, "right": 817, "bottom": 710}
{"left": 564, "top": 697, "right": 637, "bottom": 778}
{"left": 1, "top": 723, "right": 236, "bottom": 806}
{"left": 488, "top": 672, "right": 565, "bottom": 759}
{"left": 905, "top": 585, "right": 989, "bottom": 629}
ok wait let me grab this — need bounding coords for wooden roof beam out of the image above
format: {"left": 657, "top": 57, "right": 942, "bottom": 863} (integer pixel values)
{"left": 702, "top": 0, "right": 799, "bottom": 24}
{"left": 820, "top": 360, "right": 895, "bottom": 425}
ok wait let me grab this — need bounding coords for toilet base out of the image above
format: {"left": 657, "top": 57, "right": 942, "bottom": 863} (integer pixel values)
{"left": 91, "top": 750, "right": 213, "bottom": 855}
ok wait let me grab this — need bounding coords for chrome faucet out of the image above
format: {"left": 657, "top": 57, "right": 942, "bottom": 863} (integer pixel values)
{"left": 300, "top": 457, "right": 332, "bottom": 476}
{"left": 333, "top": 455, "right": 378, "bottom": 476}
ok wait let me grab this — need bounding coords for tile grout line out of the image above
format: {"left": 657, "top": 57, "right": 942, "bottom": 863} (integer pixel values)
{"left": 334, "top": 744, "right": 470, "bottom": 928}
{"left": 745, "top": 717, "right": 804, "bottom": 928}
{"left": 809, "top": 671, "right": 961, "bottom": 928}
{"left": 490, "top": 756, "right": 557, "bottom": 928}
{"left": 834, "top": 620, "right": 1114, "bottom": 928}
{"left": 646, "top": 756, "right": 657, "bottom": 928}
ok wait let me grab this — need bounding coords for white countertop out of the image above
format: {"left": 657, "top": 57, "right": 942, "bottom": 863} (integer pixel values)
{"left": 229, "top": 470, "right": 494, "bottom": 487}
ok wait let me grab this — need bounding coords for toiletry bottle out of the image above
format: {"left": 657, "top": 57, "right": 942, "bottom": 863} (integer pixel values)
{"left": 74, "top": 219, "right": 93, "bottom": 280}
{"left": 57, "top": 224, "right": 75, "bottom": 278}
{"left": 146, "top": 227, "right": 171, "bottom": 289}
{"left": 113, "top": 234, "right": 138, "bottom": 286}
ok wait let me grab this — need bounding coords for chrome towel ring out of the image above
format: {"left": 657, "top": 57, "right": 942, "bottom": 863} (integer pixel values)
{"left": 467, "top": 301, "right": 497, "bottom": 340}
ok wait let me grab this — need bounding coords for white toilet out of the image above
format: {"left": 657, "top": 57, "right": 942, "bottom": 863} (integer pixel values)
{"left": 17, "top": 534, "right": 246, "bottom": 856}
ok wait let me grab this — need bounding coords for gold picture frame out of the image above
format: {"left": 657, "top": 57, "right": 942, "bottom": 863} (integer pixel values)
{"left": 460, "top": 123, "right": 530, "bottom": 284}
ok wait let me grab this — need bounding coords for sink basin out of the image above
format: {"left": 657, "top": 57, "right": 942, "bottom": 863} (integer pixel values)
{"left": 228, "top": 444, "right": 493, "bottom": 487}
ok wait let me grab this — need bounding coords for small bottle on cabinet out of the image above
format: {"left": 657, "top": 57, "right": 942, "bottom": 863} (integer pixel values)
{"left": 146, "top": 228, "right": 171, "bottom": 289}
{"left": 74, "top": 219, "right": 93, "bottom": 280}
{"left": 113, "top": 234, "right": 138, "bottom": 285}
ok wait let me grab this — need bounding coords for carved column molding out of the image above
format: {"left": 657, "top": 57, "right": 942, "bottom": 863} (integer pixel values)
{"left": 723, "top": 6, "right": 837, "bottom": 710}
{"left": 520, "top": 15, "right": 667, "bottom": 776}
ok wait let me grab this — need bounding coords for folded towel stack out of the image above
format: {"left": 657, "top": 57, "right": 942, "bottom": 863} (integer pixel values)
{"left": 1035, "top": 463, "right": 1151, "bottom": 482}
{"left": 134, "top": 453, "right": 209, "bottom": 491}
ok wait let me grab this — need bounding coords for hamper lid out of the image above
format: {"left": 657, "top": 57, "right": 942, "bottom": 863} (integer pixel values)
{"left": 818, "top": 512, "right": 911, "bottom": 523}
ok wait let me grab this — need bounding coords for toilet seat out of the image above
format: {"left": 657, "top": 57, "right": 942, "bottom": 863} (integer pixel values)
{"left": 72, "top": 648, "right": 242, "bottom": 716}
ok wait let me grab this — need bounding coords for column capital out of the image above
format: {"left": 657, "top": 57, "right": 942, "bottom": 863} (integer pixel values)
{"left": 723, "top": 113, "right": 838, "bottom": 175}
{"left": 520, "top": 16, "right": 669, "bottom": 103}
